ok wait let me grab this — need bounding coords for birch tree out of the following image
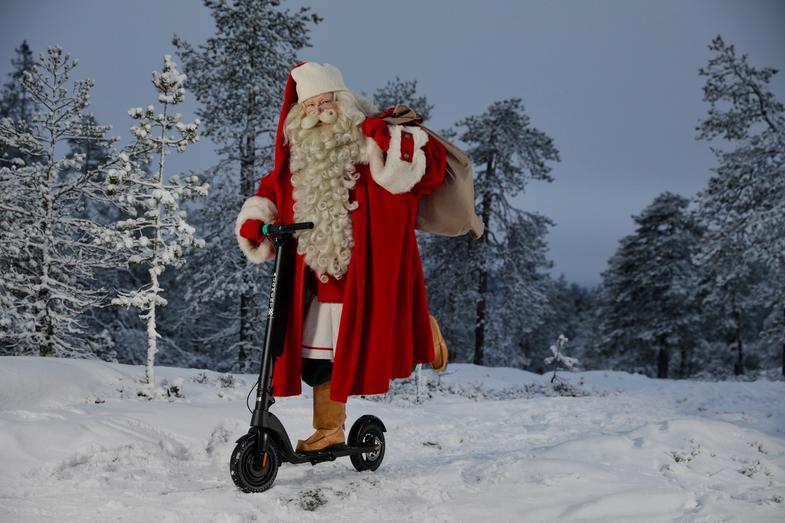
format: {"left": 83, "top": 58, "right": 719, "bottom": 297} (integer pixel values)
{"left": 107, "top": 55, "right": 206, "bottom": 385}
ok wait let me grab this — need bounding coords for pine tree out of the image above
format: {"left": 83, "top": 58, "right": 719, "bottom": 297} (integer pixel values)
{"left": 694, "top": 225, "right": 766, "bottom": 376}
{"left": 106, "top": 55, "right": 206, "bottom": 385}
{"left": 0, "top": 47, "right": 122, "bottom": 357}
{"left": 173, "top": 169, "right": 270, "bottom": 371}
{"left": 545, "top": 334, "right": 579, "bottom": 382}
{"left": 0, "top": 41, "right": 37, "bottom": 170}
{"left": 599, "top": 192, "right": 702, "bottom": 378}
{"left": 695, "top": 35, "right": 785, "bottom": 376}
{"left": 63, "top": 113, "right": 148, "bottom": 363}
{"left": 172, "top": 0, "right": 321, "bottom": 371}
{"left": 63, "top": 114, "right": 114, "bottom": 220}
{"left": 421, "top": 233, "right": 479, "bottom": 362}
{"left": 457, "top": 98, "right": 559, "bottom": 365}
{"left": 373, "top": 76, "right": 434, "bottom": 121}
{"left": 485, "top": 211, "right": 553, "bottom": 366}
{"left": 0, "top": 41, "right": 35, "bottom": 126}
{"left": 0, "top": 42, "right": 37, "bottom": 350}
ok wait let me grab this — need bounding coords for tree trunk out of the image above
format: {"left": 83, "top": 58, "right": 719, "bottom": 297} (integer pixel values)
{"left": 38, "top": 231, "right": 54, "bottom": 357}
{"left": 520, "top": 335, "right": 531, "bottom": 367}
{"left": 145, "top": 267, "right": 159, "bottom": 385}
{"left": 238, "top": 292, "right": 253, "bottom": 371}
{"left": 474, "top": 267, "right": 488, "bottom": 366}
{"left": 679, "top": 346, "right": 687, "bottom": 378}
{"left": 473, "top": 155, "right": 495, "bottom": 367}
{"left": 732, "top": 290, "right": 744, "bottom": 375}
{"left": 238, "top": 118, "right": 257, "bottom": 371}
{"left": 146, "top": 107, "right": 168, "bottom": 386}
{"left": 656, "top": 337, "right": 669, "bottom": 379}
{"left": 38, "top": 119, "right": 57, "bottom": 357}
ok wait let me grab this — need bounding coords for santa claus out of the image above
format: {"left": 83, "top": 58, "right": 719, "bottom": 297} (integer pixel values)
{"left": 236, "top": 62, "right": 446, "bottom": 453}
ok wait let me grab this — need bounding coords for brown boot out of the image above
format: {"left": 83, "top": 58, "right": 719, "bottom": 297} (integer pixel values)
{"left": 296, "top": 381, "right": 346, "bottom": 452}
{"left": 430, "top": 314, "right": 448, "bottom": 373}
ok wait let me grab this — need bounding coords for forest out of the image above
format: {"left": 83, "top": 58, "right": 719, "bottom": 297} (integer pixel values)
{"left": 1, "top": 0, "right": 783, "bottom": 384}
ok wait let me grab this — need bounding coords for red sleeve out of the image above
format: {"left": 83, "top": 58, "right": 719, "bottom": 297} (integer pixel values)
{"left": 412, "top": 134, "right": 447, "bottom": 197}
{"left": 255, "top": 170, "right": 280, "bottom": 205}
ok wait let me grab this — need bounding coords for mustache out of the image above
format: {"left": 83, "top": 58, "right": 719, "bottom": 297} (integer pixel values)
{"left": 300, "top": 109, "right": 339, "bottom": 129}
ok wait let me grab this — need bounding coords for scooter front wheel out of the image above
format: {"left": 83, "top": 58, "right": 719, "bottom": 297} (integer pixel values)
{"left": 349, "top": 420, "right": 386, "bottom": 472}
{"left": 230, "top": 433, "right": 279, "bottom": 493}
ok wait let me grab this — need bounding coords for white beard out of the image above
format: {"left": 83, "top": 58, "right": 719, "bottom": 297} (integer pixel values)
{"left": 289, "top": 111, "right": 365, "bottom": 282}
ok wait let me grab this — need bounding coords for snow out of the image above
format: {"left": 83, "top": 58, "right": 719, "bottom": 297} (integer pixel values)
{"left": 1, "top": 357, "right": 783, "bottom": 522}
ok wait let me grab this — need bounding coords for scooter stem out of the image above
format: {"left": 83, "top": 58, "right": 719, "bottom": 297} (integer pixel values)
{"left": 251, "top": 223, "right": 312, "bottom": 426}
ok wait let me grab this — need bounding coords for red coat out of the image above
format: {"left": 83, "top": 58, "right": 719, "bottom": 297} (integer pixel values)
{"left": 247, "top": 128, "right": 446, "bottom": 403}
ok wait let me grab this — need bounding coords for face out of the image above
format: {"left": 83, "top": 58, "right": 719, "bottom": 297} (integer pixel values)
{"left": 301, "top": 92, "right": 338, "bottom": 128}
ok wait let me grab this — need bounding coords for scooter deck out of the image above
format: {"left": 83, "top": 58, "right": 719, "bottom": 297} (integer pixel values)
{"left": 288, "top": 443, "right": 376, "bottom": 465}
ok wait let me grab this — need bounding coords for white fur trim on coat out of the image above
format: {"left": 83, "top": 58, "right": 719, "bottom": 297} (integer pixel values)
{"left": 235, "top": 195, "right": 278, "bottom": 264}
{"left": 366, "top": 124, "right": 429, "bottom": 194}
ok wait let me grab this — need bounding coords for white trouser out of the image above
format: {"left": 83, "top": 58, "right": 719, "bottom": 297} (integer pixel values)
{"left": 301, "top": 297, "right": 343, "bottom": 361}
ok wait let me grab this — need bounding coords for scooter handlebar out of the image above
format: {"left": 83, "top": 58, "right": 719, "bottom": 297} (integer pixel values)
{"left": 262, "top": 222, "right": 314, "bottom": 236}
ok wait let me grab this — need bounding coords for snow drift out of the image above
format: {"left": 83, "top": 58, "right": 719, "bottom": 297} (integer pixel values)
{"left": 0, "top": 357, "right": 783, "bottom": 522}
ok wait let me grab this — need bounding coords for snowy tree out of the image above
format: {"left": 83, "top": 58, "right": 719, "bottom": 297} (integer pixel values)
{"left": 0, "top": 47, "right": 121, "bottom": 357}
{"left": 525, "top": 277, "right": 600, "bottom": 373}
{"left": 695, "top": 35, "right": 785, "bottom": 376}
{"left": 484, "top": 211, "right": 553, "bottom": 366}
{"left": 106, "top": 55, "right": 206, "bottom": 385}
{"left": 545, "top": 334, "right": 579, "bottom": 382}
{"left": 421, "top": 233, "right": 479, "bottom": 362}
{"left": 456, "top": 98, "right": 559, "bottom": 365}
{"left": 599, "top": 192, "right": 702, "bottom": 378}
{"left": 373, "top": 76, "right": 434, "bottom": 121}
{"left": 63, "top": 114, "right": 114, "bottom": 218}
{"left": 694, "top": 226, "right": 767, "bottom": 376}
{"left": 61, "top": 113, "right": 150, "bottom": 363}
{"left": 172, "top": 0, "right": 320, "bottom": 371}
{"left": 0, "top": 41, "right": 36, "bottom": 170}
{"left": 171, "top": 168, "right": 270, "bottom": 371}
{"left": 0, "top": 42, "right": 37, "bottom": 351}
{"left": 0, "top": 41, "right": 35, "bottom": 127}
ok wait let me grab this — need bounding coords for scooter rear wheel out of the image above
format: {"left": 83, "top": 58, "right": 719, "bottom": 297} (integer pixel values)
{"left": 349, "top": 420, "right": 386, "bottom": 472}
{"left": 230, "top": 434, "right": 279, "bottom": 493}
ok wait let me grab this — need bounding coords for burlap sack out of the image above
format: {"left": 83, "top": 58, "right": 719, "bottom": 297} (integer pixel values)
{"left": 382, "top": 105, "right": 484, "bottom": 239}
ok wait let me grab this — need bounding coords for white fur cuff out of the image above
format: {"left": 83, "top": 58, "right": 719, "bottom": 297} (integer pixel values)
{"left": 366, "top": 124, "right": 429, "bottom": 194}
{"left": 235, "top": 195, "right": 278, "bottom": 264}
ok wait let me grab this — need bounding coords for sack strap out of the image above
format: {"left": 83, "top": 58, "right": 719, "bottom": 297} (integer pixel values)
{"left": 378, "top": 104, "right": 471, "bottom": 169}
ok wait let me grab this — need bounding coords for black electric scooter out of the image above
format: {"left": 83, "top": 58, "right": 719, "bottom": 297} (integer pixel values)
{"left": 230, "top": 222, "right": 387, "bottom": 493}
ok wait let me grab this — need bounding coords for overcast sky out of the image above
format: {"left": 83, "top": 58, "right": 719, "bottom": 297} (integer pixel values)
{"left": 2, "top": 0, "right": 784, "bottom": 286}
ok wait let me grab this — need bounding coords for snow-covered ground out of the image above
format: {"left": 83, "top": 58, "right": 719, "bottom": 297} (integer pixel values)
{"left": 0, "top": 357, "right": 783, "bottom": 522}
